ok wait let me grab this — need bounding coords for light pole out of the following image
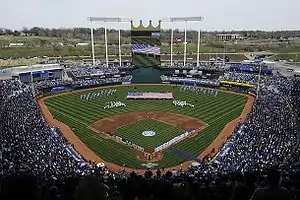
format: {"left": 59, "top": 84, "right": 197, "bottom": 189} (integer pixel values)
{"left": 168, "top": 17, "right": 204, "bottom": 67}
{"left": 90, "top": 28, "right": 95, "bottom": 65}
{"left": 184, "top": 21, "right": 187, "bottom": 66}
{"left": 88, "top": 17, "right": 131, "bottom": 67}
{"left": 196, "top": 23, "right": 201, "bottom": 67}
{"left": 104, "top": 22, "right": 108, "bottom": 67}
{"left": 118, "top": 22, "right": 122, "bottom": 67}
{"left": 170, "top": 27, "right": 174, "bottom": 66}
{"left": 223, "top": 40, "right": 226, "bottom": 65}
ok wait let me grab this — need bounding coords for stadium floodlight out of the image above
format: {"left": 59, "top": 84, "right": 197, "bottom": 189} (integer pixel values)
{"left": 88, "top": 17, "right": 131, "bottom": 67}
{"left": 170, "top": 17, "right": 204, "bottom": 22}
{"left": 167, "top": 17, "right": 204, "bottom": 67}
{"left": 88, "top": 17, "right": 121, "bottom": 22}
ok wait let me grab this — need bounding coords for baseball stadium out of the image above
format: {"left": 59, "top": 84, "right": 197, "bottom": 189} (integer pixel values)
{"left": 1, "top": 14, "right": 300, "bottom": 200}
{"left": 30, "top": 19, "right": 256, "bottom": 171}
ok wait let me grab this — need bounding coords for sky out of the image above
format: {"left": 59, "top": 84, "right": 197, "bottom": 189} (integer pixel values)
{"left": 1, "top": 0, "right": 299, "bottom": 31}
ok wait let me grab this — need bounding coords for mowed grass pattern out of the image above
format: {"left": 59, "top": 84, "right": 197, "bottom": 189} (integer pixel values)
{"left": 115, "top": 119, "right": 184, "bottom": 149}
{"left": 45, "top": 85, "right": 247, "bottom": 169}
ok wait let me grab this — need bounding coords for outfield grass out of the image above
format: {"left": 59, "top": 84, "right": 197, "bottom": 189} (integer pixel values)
{"left": 45, "top": 85, "right": 247, "bottom": 168}
{"left": 115, "top": 119, "right": 184, "bottom": 149}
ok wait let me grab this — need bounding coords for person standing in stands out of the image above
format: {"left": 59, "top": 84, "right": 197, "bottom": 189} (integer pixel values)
{"left": 250, "top": 168, "right": 295, "bottom": 200}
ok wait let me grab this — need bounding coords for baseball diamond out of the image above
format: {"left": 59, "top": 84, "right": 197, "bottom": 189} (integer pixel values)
{"left": 116, "top": 119, "right": 184, "bottom": 150}
{"left": 42, "top": 84, "right": 252, "bottom": 169}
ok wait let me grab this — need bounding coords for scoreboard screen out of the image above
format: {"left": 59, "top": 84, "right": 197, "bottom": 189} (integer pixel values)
{"left": 131, "top": 22, "right": 161, "bottom": 67}
{"left": 131, "top": 31, "right": 161, "bottom": 37}
{"left": 131, "top": 32, "right": 161, "bottom": 67}
{"left": 151, "top": 32, "right": 160, "bottom": 37}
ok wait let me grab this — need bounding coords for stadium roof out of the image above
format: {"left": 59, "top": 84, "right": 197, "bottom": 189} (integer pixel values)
{"left": 294, "top": 68, "right": 300, "bottom": 75}
{"left": 10, "top": 64, "right": 63, "bottom": 76}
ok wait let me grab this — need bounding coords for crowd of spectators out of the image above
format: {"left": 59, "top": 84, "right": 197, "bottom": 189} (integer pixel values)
{"left": 1, "top": 71, "right": 300, "bottom": 200}
{"left": 0, "top": 81, "right": 88, "bottom": 177}
{"left": 34, "top": 76, "right": 133, "bottom": 90}
{"left": 220, "top": 71, "right": 259, "bottom": 85}
{"left": 161, "top": 75, "right": 220, "bottom": 86}
{"left": 34, "top": 79, "right": 74, "bottom": 90}
{"left": 229, "top": 63, "right": 272, "bottom": 72}
{"left": 33, "top": 63, "right": 134, "bottom": 91}
{"left": 163, "top": 61, "right": 226, "bottom": 70}
{"left": 67, "top": 66, "right": 120, "bottom": 78}
{"left": 292, "top": 76, "right": 300, "bottom": 116}
{"left": 72, "top": 76, "right": 133, "bottom": 88}
{"left": 67, "top": 62, "right": 132, "bottom": 77}
{"left": 73, "top": 61, "right": 132, "bottom": 68}
{"left": 216, "top": 83, "right": 298, "bottom": 172}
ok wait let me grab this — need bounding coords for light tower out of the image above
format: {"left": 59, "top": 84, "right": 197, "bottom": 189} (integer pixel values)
{"left": 88, "top": 17, "right": 131, "bottom": 67}
{"left": 168, "top": 17, "right": 204, "bottom": 67}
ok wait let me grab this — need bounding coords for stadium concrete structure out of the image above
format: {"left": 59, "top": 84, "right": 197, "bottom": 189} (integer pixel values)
{"left": 0, "top": 64, "right": 64, "bottom": 83}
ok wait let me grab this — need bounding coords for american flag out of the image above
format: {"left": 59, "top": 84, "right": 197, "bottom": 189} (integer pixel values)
{"left": 132, "top": 44, "right": 160, "bottom": 55}
{"left": 126, "top": 92, "right": 173, "bottom": 99}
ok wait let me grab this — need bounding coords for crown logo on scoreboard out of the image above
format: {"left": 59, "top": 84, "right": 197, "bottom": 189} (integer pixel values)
{"left": 131, "top": 20, "right": 161, "bottom": 31}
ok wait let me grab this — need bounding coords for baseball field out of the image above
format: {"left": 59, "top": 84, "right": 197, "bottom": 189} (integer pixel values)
{"left": 41, "top": 85, "right": 252, "bottom": 170}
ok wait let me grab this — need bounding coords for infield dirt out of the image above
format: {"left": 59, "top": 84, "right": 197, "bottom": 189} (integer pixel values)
{"left": 90, "top": 112, "right": 206, "bottom": 134}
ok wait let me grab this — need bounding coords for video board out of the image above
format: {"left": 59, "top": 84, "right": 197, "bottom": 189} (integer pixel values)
{"left": 131, "top": 20, "right": 161, "bottom": 67}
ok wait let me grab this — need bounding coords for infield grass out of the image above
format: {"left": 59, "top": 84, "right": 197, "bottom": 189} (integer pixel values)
{"left": 115, "top": 119, "right": 184, "bottom": 149}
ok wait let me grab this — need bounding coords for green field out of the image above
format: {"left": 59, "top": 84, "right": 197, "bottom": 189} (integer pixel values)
{"left": 45, "top": 85, "right": 247, "bottom": 169}
{"left": 115, "top": 119, "right": 184, "bottom": 149}
{"left": 1, "top": 35, "right": 300, "bottom": 66}
{"left": 0, "top": 52, "right": 248, "bottom": 68}
{"left": 0, "top": 44, "right": 223, "bottom": 58}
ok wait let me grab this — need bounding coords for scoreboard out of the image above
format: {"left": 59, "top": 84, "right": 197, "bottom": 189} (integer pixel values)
{"left": 131, "top": 31, "right": 161, "bottom": 37}
{"left": 131, "top": 20, "right": 161, "bottom": 67}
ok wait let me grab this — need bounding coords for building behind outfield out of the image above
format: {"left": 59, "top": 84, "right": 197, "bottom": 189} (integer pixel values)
{"left": 216, "top": 33, "right": 243, "bottom": 41}
{"left": 0, "top": 64, "right": 63, "bottom": 83}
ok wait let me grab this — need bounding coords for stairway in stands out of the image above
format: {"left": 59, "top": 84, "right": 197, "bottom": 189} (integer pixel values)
{"left": 66, "top": 71, "right": 76, "bottom": 80}
{"left": 169, "top": 147, "right": 202, "bottom": 163}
